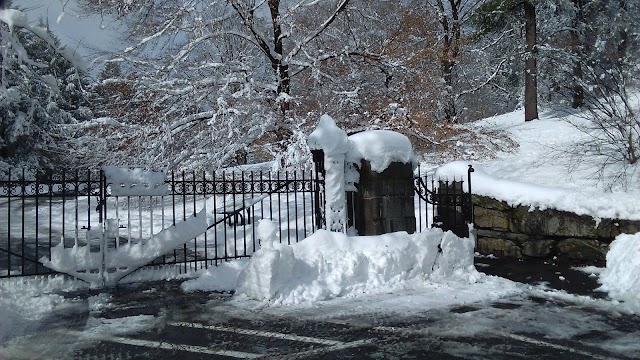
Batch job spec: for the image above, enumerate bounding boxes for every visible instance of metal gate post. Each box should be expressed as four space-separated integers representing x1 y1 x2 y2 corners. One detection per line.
311 149 325 230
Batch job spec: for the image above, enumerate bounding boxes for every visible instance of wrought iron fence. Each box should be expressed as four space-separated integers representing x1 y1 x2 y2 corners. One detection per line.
1 164 471 281
0 168 323 279
414 164 474 237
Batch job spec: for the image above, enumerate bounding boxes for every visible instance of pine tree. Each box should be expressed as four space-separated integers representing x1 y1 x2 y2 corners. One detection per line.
0 14 90 176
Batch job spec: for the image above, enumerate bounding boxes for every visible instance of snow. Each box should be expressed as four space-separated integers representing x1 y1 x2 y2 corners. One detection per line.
104 166 170 196
40 208 210 286
83 314 162 337
437 161 640 220
436 110 640 221
0 276 87 344
308 115 349 232
347 130 417 173
307 114 349 155
308 116 418 232
0 9 28 29
309 115 416 174
3 108 640 350
598 232 640 313
183 225 480 306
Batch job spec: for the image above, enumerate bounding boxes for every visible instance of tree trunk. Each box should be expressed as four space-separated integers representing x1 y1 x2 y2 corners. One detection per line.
570 31 584 108
268 0 291 113
570 0 584 108
441 60 457 122
616 0 628 67
436 0 461 123
524 1 538 121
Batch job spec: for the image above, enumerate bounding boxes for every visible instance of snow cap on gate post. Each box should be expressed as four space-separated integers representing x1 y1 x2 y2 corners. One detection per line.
308 114 349 233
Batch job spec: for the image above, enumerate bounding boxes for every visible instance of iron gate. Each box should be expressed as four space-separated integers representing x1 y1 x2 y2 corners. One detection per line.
414 165 474 237
0 168 324 280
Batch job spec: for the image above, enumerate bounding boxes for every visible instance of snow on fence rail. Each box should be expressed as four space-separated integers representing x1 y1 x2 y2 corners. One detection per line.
0 168 324 280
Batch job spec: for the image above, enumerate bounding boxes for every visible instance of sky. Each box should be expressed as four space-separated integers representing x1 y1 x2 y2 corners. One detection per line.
18 0 123 69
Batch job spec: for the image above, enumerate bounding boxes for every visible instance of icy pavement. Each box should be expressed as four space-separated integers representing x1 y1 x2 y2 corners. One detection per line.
2 259 639 359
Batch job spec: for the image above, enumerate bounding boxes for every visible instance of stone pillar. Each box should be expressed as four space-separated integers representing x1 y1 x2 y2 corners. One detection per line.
350 161 416 235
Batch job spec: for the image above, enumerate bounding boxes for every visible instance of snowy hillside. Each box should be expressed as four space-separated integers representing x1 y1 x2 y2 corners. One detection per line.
437 109 640 220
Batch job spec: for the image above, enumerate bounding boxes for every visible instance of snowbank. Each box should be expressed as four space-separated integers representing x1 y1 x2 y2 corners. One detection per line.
437 161 640 221
41 209 209 286
183 226 478 306
598 233 640 313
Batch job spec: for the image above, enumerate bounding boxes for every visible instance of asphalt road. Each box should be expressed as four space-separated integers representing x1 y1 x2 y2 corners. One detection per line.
4 258 640 359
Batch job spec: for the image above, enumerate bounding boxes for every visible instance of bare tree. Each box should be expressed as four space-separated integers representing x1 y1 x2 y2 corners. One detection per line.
423 0 484 123
75 0 377 171
567 62 640 188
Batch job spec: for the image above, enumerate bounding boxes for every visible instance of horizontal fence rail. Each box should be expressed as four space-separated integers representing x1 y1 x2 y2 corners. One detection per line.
0 169 323 280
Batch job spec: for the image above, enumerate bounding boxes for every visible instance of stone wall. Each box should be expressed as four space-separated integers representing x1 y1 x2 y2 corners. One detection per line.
473 195 640 264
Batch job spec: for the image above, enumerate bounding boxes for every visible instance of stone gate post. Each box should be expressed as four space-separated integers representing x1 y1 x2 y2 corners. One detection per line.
346 130 417 235
308 115 417 236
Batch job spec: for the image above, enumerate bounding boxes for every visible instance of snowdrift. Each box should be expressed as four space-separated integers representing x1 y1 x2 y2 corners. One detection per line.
599 232 640 312
182 225 477 306
40 209 209 286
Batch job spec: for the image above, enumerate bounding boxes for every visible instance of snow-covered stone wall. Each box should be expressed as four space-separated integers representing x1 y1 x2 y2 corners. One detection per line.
473 194 640 263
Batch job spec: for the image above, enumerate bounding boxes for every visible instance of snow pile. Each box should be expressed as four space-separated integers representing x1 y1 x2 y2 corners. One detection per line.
183 222 478 306
41 209 209 286
0 285 28 345
307 115 350 231
437 161 640 221
598 233 640 312
347 130 417 172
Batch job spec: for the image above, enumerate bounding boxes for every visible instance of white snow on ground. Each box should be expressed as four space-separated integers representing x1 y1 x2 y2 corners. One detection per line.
0 276 87 344
436 110 640 220
433 109 640 313
461 110 639 190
